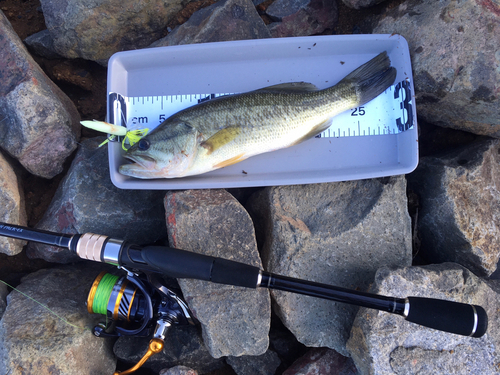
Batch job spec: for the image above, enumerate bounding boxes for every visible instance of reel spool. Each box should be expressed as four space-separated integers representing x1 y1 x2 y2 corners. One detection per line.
87 272 148 332
87 270 195 375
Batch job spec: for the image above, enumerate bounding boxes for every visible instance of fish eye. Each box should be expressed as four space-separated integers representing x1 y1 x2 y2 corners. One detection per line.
138 139 150 151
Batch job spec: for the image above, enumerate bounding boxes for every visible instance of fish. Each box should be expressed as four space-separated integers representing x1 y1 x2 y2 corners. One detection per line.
119 51 397 179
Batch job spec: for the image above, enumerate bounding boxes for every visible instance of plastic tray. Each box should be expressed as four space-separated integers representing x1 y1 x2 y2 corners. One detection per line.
106 34 418 189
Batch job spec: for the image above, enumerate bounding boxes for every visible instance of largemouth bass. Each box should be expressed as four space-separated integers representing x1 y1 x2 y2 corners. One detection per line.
119 51 397 179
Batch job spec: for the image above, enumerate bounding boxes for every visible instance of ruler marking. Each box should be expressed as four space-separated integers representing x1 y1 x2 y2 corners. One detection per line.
119 80 413 139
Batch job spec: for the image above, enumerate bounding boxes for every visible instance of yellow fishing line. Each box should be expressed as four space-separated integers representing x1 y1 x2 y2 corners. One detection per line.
121 129 149 151
0 279 89 332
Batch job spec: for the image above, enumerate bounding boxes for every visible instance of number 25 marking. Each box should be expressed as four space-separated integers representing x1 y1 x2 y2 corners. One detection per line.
351 107 365 116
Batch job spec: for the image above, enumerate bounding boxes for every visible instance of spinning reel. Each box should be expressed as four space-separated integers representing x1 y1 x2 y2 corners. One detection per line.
87 268 195 375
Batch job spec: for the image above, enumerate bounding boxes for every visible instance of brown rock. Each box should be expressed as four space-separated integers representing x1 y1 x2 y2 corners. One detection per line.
283 347 357 375
0 10 80 179
347 263 500 375
372 0 500 137
266 0 338 37
0 264 116 374
165 189 270 358
408 138 500 277
40 0 193 64
247 177 412 355
151 0 271 47
0 151 26 256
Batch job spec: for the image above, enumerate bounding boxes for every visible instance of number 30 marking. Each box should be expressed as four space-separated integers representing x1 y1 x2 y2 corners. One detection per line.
394 81 413 132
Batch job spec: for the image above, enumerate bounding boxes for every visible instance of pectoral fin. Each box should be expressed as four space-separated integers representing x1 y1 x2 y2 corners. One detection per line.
200 126 241 154
290 118 333 146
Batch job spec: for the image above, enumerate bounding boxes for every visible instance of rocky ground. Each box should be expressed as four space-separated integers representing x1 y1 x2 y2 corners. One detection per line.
0 0 499 374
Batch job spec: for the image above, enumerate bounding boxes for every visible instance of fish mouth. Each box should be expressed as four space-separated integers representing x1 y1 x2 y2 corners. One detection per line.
119 154 159 178
122 154 156 169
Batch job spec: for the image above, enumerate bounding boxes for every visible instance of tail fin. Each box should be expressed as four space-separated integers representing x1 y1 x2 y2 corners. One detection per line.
341 51 397 106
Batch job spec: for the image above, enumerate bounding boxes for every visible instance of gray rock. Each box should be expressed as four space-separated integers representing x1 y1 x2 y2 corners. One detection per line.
115 326 224 373
160 366 199 375
282 347 358 375
371 0 500 138
0 283 7 319
165 189 271 358
227 350 281 375
151 0 271 47
247 176 412 355
23 29 62 59
39 0 188 65
27 137 167 263
269 325 306 370
407 138 500 277
266 0 338 37
347 263 500 375
340 0 387 10
0 10 80 179
0 264 116 374
0 151 26 256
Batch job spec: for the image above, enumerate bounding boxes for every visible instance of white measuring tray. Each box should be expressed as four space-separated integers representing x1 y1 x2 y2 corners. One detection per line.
106 34 418 190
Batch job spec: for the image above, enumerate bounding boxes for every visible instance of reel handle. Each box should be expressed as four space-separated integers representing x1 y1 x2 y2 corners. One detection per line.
405 297 487 338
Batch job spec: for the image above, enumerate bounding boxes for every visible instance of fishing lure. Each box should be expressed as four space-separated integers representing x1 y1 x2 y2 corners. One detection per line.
80 120 149 151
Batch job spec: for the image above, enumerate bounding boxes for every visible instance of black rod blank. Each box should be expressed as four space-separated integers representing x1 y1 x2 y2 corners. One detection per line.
0 222 74 249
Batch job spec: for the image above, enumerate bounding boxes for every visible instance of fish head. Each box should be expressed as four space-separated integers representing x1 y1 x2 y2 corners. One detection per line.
119 120 199 179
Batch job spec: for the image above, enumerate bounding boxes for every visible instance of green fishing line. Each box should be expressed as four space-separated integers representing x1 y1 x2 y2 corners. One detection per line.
92 273 119 315
0 279 88 332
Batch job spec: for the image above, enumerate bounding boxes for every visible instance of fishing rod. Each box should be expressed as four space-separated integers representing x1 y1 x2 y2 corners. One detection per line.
0 222 488 374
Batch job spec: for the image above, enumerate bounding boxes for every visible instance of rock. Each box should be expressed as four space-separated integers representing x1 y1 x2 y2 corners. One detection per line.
407 138 500 277
115 326 224 374
0 10 80 179
27 137 167 263
347 263 500 375
39 0 190 65
247 176 412 355
0 151 26 256
269 321 307 370
371 0 500 138
51 61 93 91
0 264 116 374
0 283 8 319
266 0 338 37
282 347 358 375
151 0 271 47
165 189 271 358
227 350 281 375
160 366 199 375
340 0 387 9
23 29 62 59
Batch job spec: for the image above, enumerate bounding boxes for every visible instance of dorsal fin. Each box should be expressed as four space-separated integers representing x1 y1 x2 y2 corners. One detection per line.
253 82 319 93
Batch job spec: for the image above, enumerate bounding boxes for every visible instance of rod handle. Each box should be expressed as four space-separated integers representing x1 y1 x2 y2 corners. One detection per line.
131 246 261 289
405 297 487 337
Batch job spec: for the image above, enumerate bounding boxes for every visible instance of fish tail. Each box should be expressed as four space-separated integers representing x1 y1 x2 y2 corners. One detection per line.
341 51 397 106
